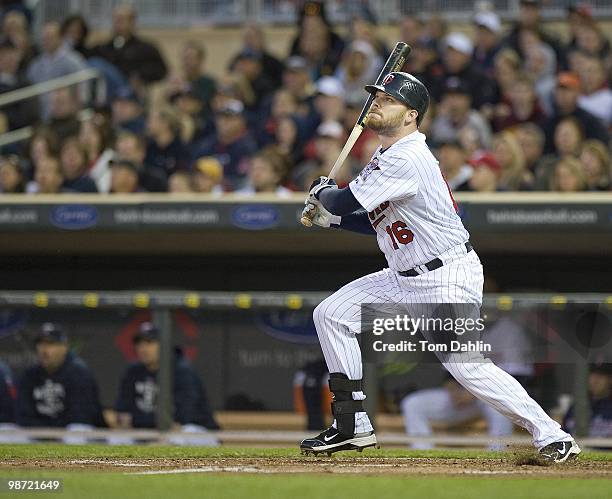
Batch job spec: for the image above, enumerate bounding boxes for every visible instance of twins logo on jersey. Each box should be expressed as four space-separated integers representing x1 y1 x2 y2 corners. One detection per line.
359 157 381 183
33 379 65 417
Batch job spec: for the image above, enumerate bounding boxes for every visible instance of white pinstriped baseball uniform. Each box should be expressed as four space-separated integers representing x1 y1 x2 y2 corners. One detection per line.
314 129 572 449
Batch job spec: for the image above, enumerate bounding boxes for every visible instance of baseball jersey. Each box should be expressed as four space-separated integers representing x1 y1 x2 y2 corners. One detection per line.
349 130 469 271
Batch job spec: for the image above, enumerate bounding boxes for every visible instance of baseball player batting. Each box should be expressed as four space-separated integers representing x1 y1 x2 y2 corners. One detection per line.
299 71 580 463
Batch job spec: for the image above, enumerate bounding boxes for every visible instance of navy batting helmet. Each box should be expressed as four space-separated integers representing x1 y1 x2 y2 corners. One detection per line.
365 72 430 126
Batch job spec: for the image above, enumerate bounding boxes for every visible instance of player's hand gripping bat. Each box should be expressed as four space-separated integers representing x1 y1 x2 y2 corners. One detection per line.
300 41 412 227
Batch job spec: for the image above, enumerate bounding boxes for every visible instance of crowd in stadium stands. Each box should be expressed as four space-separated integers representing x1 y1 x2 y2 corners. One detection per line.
0 0 610 195
0 322 220 444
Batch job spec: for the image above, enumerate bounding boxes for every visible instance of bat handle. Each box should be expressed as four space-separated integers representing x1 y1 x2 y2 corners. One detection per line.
300 214 314 227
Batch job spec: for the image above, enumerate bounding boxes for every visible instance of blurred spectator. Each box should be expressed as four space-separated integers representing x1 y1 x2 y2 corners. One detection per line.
491 49 521 108
0 154 25 193
563 364 612 437
549 156 587 192
435 32 496 108
168 171 194 194
236 147 291 196
430 77 492 149
60 14 91 59
59 136 98 193
192 156 223 194
566 3 595 53
274 115 306 166
423 13 448 46
191 99 258 190
28 156 64 194
346 5 387 61
47 87 81 142
293 121 345 190
543 72 609 153
169 84 211 144
398 14 423 49
436 140 472 191
579 140 610 191
114 322 219 431
516 123 546 175
503 0 566 69
79 114 115 193
25 128 58 172
229 23 284 90
577 55 612 127
408 36 444 92
257 88 299 147
466 152 501 192
289 0 345 79
145 106 189 176
552 116 584 158
2 9 36 72
115 131 168 192
335 40 380 107
0 360 16 423
0 36 39 132
472 11 503 76
91 5 167 97
110 159 141 193
16 323 105 431
168 40 216 119
492 75 545 132
492 131 533 191
293 359 330 431
228 48 277 113
314 76 346 125
573 18 610 61
27 21 87 120
282 56 317 124
111 86 145 135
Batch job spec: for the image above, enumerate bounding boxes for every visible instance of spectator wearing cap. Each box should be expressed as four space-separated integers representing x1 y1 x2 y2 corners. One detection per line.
229 23 284 90
111 86 146 135
542 72 609 154
114 322 220 432
436 140 472 192
110 159 142 193
16 323 105 430
91 5 167 95
0 37 39 132
433 32 496 109
26 21 88 120
577 55 612 127
0 155 26 193
294 120 346 191
466 152 502 192
579 140 611 191
492 74 545 132
281 56 318 127
503 0 567 70
115 131 168 192
59 136 98 193
335 40 380 108
289 1 345 80
228 47 278 114
168 84 214 145
563 364 612 438
430 77 492 149
314 76 346 129
145 106 189 177
472 11 503 76
190 99 258 191
407 36 444 93
192 156 224 194
236 147 292 197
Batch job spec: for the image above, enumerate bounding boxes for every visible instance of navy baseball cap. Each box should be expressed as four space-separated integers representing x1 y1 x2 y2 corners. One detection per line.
133 322 159 343
35 323 68 344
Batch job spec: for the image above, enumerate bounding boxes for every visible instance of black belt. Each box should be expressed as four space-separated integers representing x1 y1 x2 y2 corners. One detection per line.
398 242 473 277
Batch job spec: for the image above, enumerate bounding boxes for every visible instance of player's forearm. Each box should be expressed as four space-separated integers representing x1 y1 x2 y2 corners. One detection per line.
332 211 376 235
318 187 363 216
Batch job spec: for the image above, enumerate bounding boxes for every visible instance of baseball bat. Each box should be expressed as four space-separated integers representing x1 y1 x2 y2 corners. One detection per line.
301 42 412 227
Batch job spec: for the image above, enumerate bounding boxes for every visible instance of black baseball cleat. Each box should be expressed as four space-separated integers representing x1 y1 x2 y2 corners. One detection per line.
300 426 378 456
539 440 581 463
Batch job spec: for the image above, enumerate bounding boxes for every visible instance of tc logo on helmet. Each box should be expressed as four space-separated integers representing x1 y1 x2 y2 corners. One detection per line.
382 73 395 85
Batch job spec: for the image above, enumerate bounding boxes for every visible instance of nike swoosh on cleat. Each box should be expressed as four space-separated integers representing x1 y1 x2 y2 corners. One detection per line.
323 433 339 442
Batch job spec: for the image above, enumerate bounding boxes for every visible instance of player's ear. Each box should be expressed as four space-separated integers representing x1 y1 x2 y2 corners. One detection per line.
405 109 418 125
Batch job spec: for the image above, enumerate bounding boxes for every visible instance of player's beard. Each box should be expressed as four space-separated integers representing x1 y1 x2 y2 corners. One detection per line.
366 108 408 136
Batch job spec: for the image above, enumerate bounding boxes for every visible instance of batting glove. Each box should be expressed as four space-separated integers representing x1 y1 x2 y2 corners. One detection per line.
307 176 337 200
302 199 341 228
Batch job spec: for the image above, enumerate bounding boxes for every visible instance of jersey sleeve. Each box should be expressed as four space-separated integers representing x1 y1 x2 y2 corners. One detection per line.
349 152 419 212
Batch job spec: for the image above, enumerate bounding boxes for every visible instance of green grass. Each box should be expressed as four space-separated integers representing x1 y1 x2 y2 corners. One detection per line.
1 444 611 461
0 472 609 499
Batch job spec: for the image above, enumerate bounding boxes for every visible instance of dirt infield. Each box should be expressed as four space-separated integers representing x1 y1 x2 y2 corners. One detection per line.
2 455 610 477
